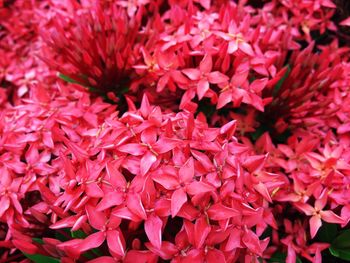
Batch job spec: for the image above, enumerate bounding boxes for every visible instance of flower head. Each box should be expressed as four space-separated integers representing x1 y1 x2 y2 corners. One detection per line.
41 1 147 93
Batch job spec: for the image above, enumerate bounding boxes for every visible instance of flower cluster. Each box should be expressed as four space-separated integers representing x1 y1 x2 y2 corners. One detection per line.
41 0 339 111
40 1 146 94
1 0 350 262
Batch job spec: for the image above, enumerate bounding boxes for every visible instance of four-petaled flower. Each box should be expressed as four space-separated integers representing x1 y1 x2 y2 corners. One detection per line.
295 190 345 238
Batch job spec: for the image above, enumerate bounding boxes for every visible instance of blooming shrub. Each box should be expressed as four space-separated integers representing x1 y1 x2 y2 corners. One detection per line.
1 0 350 262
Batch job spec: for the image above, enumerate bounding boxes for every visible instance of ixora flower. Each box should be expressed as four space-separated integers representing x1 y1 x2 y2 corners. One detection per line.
255 0 337 43
2 0 350 262
182 54 229 100
129 0 340 114
294 191 345 239
280 219 330 263
263 41 350 135
21 95 276 261
40 1 147 94
0 55 118 257
0 0 56 105
229 39 350 140
254 130 350 259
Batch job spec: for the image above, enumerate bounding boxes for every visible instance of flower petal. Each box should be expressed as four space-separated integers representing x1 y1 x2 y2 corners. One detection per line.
207 71 229 84
85 182 104 198
228 40 238 54
50 215 79 229
141 128 157 145
106 162 127 189
320 210 345 225
0 196 10 217
86 204 106 230
254 182 272 203
207 203 240 221
145 241 178 260
186 181 215 196
118 143 146 155
239 42 254 56
124 250 158 263
340 17 350 26
225 228 242 251
152 138 179 154
182 69 201 80
107 230 125 257
217 91 232 109
179 157 195 183
140 151 157 176
97 191 124 211
127 193 147 220
242 229 262 256
152 173 179 190
197 79 209 100
78 231 105 252
171 188 187 218
199 54 212 73
112 207 142 221
206 249 226 263
194 216 211 248
310 215 322 238
12 239 38 255
145 214 163 249
294 202 315 216
87 257 116 263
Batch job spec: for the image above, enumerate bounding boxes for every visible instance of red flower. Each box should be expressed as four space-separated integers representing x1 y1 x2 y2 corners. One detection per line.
58 205 125 259
0 168 24 222
1 0 350 262
340 17 350 26
215 21 255 56
182 54 229 100
295 191 345 238
41 1 144 93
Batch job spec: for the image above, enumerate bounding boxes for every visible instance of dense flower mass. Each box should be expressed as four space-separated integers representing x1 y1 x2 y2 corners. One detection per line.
1 0 350 262
40 1 145 94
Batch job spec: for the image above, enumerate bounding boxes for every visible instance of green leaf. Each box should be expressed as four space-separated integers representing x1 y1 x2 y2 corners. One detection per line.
59 73 97 91
332 229 350 249
32 238 44 245
59 73 109 97
71 229 87 239
23 253 60 263
329 247 350 261
58 73 79 84
273 65 291 97
329 229 350 261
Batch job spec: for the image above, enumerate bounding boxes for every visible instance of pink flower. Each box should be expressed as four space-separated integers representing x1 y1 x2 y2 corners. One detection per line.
0 168 23 221
182 54 229 100
58 205 125 259
340 17 350 26
1 0 350 262
215 21 255 56
41 1 144 93
294 190 345 238
281 219 330 263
